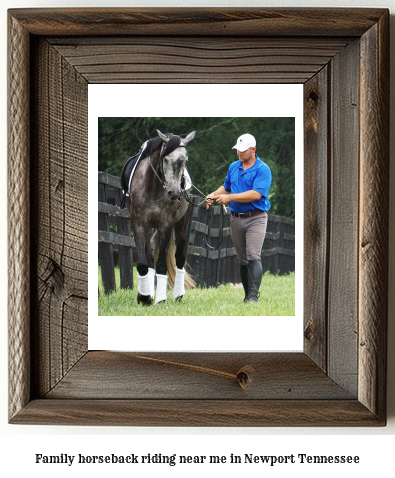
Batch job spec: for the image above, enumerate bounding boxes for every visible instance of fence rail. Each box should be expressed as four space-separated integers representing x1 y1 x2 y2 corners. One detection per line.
98 172 134 293
98 172 295 293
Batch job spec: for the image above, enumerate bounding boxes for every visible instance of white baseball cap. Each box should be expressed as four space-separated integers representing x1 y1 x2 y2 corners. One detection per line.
232 133 256 152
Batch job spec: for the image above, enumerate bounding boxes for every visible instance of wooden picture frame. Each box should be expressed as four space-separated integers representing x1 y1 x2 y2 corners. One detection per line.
8 8 389 426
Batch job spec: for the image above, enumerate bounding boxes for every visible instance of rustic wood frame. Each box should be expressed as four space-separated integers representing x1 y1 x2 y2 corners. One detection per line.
8 8 389 426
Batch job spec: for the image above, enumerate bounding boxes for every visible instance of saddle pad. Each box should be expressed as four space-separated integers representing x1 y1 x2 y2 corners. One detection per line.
120 141 148 208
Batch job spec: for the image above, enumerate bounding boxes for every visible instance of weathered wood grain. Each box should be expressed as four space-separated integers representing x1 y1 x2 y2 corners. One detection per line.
8 7 387 37
8 8 389 426
327 39 360 396
8 12 31 421
11 399 383 427
303 67 329 371
31 39 88 397
358 13 389 419
46 352 353 400
49 36 351 84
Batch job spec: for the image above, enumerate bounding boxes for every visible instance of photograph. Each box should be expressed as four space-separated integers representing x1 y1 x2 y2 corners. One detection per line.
97 116 296 317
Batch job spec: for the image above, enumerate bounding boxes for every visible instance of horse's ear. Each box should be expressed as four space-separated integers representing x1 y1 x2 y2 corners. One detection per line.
157 129 169 143
182 131 196 146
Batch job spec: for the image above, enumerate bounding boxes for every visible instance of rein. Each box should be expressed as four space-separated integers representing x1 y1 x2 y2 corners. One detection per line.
148 153 167 189
204 202 225 251
180 184 225 251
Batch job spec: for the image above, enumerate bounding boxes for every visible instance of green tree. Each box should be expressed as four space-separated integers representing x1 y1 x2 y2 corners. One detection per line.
98 117 295 217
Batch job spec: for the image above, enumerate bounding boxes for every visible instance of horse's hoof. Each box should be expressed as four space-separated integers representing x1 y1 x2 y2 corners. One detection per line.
154 300 166 305
174 295 183 302
137 293 153 306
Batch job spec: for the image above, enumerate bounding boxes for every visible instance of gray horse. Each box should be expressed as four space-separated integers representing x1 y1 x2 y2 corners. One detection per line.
123 130 196 305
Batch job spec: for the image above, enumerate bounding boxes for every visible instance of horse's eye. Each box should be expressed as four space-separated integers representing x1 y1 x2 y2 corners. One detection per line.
164 157 169 164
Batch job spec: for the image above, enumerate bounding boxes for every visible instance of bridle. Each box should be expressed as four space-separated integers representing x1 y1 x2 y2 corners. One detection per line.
148 140 186 191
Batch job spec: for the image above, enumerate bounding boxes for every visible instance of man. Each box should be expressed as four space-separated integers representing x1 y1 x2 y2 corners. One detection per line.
206 133 272 302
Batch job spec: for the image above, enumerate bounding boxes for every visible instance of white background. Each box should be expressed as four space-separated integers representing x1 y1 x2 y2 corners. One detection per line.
88 83 304 352
1 1 395 477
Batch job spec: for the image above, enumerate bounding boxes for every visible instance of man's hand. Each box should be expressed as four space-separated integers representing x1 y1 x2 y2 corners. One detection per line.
205 196 214 210
211 194 231 205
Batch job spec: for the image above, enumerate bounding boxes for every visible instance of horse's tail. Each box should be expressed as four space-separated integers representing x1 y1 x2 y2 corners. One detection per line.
153 233 196 290
166 237 196 290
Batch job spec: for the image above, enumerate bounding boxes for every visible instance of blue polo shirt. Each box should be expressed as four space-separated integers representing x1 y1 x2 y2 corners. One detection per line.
223 155 272 213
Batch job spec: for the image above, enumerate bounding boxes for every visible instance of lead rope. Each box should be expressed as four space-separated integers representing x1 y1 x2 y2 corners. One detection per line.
205 202 224 250
181 180 225 251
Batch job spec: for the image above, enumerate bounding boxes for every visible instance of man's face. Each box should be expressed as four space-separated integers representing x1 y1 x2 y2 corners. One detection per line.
237 147 255 162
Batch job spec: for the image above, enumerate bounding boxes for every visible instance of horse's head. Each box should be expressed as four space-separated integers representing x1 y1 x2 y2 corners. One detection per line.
157 129 195 201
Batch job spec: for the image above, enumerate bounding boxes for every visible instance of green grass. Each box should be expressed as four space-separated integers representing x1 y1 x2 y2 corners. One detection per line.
98 266 295 316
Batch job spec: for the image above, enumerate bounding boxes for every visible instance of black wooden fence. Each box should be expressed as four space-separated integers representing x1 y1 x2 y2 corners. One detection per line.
98 172 295 294
98 172 135 294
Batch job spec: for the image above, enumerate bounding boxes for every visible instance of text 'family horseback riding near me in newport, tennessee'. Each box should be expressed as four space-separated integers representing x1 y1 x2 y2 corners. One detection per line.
34 452 360 467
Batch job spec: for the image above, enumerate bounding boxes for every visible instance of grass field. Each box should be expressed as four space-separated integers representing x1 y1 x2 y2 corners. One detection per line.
98 267 295 316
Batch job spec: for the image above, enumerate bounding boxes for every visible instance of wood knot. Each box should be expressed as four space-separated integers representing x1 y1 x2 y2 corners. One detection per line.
308 91 319 103
236 365 255 390
55 178 64 192
304 322 314 341
43 258 65 290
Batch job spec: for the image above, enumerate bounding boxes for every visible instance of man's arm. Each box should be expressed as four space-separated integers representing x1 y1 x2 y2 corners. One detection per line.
213 190 262 205
208 185 228 197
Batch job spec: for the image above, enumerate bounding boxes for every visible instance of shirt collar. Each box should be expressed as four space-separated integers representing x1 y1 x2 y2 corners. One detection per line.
238 153 259 172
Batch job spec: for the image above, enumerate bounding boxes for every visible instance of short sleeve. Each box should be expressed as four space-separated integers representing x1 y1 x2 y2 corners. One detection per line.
223 166 232 192
252 165 272 198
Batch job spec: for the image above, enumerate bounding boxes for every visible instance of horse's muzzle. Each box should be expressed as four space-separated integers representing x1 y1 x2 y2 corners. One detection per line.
167 189 180 201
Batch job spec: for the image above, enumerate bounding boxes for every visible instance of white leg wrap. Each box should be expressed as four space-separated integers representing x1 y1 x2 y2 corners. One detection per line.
173 267 186 299
148 268 155 299
154 274 168 304
137 271 151 297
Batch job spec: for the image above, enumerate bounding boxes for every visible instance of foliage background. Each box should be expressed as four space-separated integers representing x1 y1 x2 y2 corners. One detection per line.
98 117 295 218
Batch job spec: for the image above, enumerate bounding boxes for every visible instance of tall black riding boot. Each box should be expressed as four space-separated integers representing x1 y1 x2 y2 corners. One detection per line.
245 259 263 302
240 264 249 303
